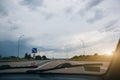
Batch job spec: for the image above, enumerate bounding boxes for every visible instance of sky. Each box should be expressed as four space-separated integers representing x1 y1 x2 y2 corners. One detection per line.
0 0 120 58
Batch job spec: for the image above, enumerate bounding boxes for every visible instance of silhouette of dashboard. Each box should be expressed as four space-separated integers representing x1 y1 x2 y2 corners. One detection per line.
0 73 102 80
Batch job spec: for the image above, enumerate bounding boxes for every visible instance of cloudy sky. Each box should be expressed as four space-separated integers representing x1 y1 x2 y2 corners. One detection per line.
0 0 120 58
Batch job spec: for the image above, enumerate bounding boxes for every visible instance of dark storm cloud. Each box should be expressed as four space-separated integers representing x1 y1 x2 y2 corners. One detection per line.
0 40 32 57
21 0 44 9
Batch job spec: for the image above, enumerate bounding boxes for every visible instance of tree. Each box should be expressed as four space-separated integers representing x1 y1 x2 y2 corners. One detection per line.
10 56 17 58
0 55 2 58
42 55 47 60
24 53 28 59
27 54 31 59
35 55 42 60
94 53 98 56
72 56 78 59
24 53 31 59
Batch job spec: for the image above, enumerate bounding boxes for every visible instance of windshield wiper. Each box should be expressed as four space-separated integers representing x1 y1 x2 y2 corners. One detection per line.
0 65 38 70
27 63 102 73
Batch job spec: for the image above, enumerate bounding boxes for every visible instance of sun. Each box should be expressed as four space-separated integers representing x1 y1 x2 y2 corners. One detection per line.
106 51 113 56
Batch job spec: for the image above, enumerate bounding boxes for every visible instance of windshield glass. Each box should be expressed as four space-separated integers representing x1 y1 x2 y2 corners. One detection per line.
0 0 119 75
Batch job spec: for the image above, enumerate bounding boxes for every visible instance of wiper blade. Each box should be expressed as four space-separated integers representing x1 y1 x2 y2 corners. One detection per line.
27 63 102 73
0 65 38 70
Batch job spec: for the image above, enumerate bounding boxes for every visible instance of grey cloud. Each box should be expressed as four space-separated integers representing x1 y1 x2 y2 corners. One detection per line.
21 0 43 10
0 0 9 17
78 9 86 17
7 19 19 30
38 46 77 53
87 10 104 23
100 20 119 32
105 20 117 31
44 13 54 20
78 0 104 17
65 7 73 14
10 26 19 30
0 19 19 39
40 11 56 20
104 20 118 32
38 47 62 52
86 0 104 10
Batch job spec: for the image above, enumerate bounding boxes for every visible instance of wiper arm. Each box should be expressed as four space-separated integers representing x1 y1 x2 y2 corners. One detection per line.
27 63 102 73
0 65 38 70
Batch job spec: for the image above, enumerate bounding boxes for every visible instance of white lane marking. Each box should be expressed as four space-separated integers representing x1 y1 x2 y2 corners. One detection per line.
34 61 52 70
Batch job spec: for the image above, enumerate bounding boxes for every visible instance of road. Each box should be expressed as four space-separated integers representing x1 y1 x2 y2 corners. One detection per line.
0 60 110 74
35 60 110 75
0 60 50 73
0 60 48 67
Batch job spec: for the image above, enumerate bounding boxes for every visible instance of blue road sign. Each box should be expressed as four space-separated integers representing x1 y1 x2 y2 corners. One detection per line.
32 48 37 53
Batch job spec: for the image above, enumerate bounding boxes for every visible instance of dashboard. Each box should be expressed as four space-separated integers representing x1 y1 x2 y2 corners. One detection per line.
0 73 102 80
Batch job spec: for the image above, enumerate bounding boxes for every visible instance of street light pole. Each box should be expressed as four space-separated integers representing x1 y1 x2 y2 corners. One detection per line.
79 39 86 55
66 47 69 60
17 35 24 58
81 40 86 55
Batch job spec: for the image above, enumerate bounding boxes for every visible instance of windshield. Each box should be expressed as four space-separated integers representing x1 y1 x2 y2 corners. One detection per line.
0 0 119 75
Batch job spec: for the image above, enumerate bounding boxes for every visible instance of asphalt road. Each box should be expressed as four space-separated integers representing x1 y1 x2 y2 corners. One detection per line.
0 60 48 67
0 60 110 74
35 60 110 75
0 60 50 73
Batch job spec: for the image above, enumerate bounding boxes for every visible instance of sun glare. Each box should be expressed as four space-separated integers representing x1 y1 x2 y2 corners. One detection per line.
106 51 113 56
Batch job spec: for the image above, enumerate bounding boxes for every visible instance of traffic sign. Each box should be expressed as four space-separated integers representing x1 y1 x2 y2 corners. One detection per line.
32 48 37 53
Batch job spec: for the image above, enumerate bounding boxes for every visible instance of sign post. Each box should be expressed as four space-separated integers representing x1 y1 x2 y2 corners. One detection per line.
32 48 37 58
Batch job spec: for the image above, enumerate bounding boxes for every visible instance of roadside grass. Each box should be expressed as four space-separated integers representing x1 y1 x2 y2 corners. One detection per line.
70 56 112 62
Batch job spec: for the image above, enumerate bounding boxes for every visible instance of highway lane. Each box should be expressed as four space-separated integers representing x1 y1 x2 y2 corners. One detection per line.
0 60 50 67
0 60 50 73
35 60 110 75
